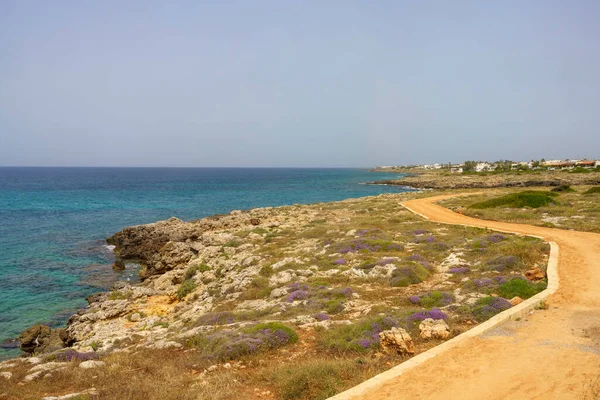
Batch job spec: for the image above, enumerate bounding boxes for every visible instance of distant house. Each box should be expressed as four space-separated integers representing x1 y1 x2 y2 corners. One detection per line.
450 164 463 173
475 162 494 172
576 160 596 168
543 160 575 169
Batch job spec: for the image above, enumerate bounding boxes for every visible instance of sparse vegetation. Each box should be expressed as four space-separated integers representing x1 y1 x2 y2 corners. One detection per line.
584 186 600 195
176 278 197 300
470 191 558 209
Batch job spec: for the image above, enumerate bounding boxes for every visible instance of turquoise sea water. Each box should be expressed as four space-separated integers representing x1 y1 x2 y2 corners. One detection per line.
0 167 411 359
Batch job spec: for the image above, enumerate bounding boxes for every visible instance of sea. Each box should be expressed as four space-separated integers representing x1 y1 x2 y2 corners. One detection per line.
0 167 411 360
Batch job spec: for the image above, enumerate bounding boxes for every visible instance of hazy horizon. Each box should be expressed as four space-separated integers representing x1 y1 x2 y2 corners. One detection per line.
2 1 600 167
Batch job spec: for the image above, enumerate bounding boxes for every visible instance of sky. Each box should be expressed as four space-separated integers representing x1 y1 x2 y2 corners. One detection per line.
1 1 599 167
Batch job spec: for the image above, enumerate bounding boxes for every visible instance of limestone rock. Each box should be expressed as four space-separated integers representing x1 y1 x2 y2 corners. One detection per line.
378 327 415 354
525 267 545 281
419 318 450 340
0 371 12 379
510 296 524 306
42 388 99 400
79 360 105 369
18 325 66 354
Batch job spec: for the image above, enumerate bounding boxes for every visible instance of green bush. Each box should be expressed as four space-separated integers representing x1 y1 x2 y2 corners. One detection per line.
259 265 274 277
471 296 512 322
498 278 547 299
243 322 299 344
551 185 575 193
418 291 455 308
470 191 558 209
390 262 430 287
584 186 600 195
318 316 397 352
184 263 211 280
176 279 197 300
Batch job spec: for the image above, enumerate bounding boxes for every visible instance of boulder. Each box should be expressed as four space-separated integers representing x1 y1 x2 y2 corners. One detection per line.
112 260 126 271
18 325 67 354
419 318 450 340
510 296 524 306
525 267 545 281
378 327 415 354
79 360 105 369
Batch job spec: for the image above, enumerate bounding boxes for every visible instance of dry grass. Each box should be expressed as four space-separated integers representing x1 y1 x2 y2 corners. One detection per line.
440 186 600 233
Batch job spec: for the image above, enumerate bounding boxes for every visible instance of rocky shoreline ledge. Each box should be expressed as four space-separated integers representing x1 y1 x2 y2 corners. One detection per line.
370 170 600 189
1 193 551 399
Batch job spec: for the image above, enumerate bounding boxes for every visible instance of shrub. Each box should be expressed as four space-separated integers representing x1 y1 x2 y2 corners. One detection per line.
240 276 271 300
313 313 331 321
551 184 575 193
390 262 430 287
336 239 403 254
497 277 547 299
243 322 299 344
470 191 558 209
416 291 455 308
176 279 197 300
188 323 298 360
259 265 274 277
471 297 512 322
448 267 470 274
54 349 99 362
319 316 398 352
333 258 347 265
408 308 447 322
287 290 309 302
584 186 600 195
185 263 210 280
195 312 235 326
486 255 520 271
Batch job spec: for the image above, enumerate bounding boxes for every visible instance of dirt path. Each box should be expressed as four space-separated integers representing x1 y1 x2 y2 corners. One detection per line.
351 195 600 400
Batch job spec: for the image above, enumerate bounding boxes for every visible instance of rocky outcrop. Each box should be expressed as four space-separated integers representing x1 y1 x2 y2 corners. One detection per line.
419 318 450 340
107 212 270 280
379 327 415 354
525 267 545 281
370 171 600 190
18 324 68 354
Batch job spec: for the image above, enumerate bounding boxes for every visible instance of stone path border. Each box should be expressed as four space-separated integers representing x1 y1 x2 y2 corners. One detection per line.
328 200 559 400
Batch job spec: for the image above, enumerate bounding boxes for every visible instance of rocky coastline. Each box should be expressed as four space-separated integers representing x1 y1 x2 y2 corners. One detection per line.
370 170 600 189
1 193 551 399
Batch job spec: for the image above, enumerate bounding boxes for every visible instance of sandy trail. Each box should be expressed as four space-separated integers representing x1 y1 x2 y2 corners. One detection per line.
352 195 600 400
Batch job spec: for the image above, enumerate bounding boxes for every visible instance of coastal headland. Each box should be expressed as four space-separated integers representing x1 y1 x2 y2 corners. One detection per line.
2 179 600 399
370 169 600 190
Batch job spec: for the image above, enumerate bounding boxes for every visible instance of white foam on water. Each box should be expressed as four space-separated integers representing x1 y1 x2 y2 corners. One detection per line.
103 245 116 252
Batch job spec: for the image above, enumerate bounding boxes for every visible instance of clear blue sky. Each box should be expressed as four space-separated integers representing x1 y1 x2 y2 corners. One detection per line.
1 1 599 167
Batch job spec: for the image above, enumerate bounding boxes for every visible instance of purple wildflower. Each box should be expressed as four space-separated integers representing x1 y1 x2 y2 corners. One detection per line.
55 350 99 362
333 258 347 265
313 313 331 321
484 234 506 243
412 229 427 235
286 290 308 302
448 267 470 274
357 338 372 349
408 295 420 304
409 308 448 321
378 258 395 266
486 256 519 271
